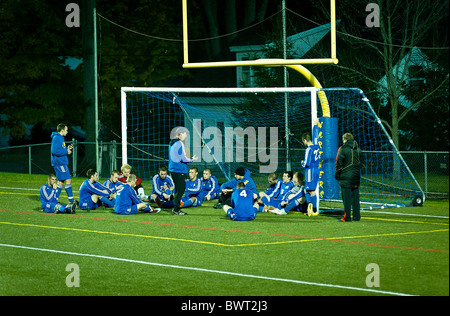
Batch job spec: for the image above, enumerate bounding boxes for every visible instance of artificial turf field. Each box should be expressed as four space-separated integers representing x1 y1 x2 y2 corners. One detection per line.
0 172 448 297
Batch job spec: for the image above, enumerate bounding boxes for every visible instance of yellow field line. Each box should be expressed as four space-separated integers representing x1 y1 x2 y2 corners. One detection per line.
0 221 229 247
1 221 448 250
364 217 449 226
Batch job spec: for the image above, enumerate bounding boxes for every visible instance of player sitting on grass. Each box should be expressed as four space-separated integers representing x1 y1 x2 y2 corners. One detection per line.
79 169 115 211
151 166 175 208
267 172 309 215
200 168 220 201
223 182 260 221
40 173 77 214
214 167 257 209
118 163 148 201
115 174 159 215
258 172 282 202
103 170 122 199
181 167 204 208
258 171 294 211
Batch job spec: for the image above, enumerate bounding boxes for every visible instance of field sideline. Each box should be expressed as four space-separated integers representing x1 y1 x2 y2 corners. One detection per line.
0 172 448 297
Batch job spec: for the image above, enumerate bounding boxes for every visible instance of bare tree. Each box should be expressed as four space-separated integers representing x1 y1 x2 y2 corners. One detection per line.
317 0 449 149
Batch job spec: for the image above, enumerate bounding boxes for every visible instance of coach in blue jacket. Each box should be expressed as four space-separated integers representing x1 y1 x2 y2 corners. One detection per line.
168 127 198 215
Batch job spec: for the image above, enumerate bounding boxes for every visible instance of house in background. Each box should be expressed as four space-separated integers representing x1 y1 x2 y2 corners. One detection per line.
377 46 448 108
229 22 336 87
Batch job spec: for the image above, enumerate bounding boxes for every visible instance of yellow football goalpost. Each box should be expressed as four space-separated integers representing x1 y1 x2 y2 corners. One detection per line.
181 0 338 117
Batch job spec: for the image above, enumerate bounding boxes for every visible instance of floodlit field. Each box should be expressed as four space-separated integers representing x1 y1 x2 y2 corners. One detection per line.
0 172 448 297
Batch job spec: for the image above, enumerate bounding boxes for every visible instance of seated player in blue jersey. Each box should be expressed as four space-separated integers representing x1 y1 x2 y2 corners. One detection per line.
79 169 115 211
200 168 220 201
258 171 295 210
213 167 257 209
151 166 175 208
301 120 320 216
181 167 204 208
223 182 259 221
258 172 282 201
115 174 158 215
103 170 122 199
40 173 77 214
267 172 308 215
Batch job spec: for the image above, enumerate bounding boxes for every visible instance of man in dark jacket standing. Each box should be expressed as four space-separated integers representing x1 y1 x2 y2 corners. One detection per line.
335 133 364 222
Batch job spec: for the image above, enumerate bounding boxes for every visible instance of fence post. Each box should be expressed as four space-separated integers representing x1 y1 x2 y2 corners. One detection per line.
72 138 78 178
28 146 32 175
424 151 428 198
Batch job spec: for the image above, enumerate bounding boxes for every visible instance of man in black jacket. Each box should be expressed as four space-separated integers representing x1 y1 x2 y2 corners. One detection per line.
335 133 364 222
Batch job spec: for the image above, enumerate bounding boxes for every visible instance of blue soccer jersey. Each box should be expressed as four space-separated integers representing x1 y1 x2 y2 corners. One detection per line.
79 179 111 210
227 188 258 221
115 183 142 215
152 174 174 199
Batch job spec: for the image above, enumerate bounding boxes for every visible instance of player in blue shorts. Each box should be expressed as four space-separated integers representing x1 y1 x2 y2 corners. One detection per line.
267 172 308 215
151 166 175 208
181 167 204 208
103 170 122 198
258 171 294 211
222 182 259 221
200 169 220 201
301 120 320 216
40 173 77 214
79 169 115 210
115 174 158 215
50 123 75 203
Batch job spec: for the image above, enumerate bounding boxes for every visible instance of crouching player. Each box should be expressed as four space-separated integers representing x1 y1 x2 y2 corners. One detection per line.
223 182 259 221
40 173 77 214
115 174 160 215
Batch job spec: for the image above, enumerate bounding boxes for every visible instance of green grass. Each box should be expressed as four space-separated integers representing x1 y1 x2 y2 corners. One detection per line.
0 172 448 296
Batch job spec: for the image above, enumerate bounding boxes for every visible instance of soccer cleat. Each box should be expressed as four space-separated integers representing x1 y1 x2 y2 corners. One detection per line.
268 207 287 215
54 203 63 214
213 203 223 209
173 210 187 215
307 203 314 216
69 200 78 214
179 200 184 208
152 208 162 213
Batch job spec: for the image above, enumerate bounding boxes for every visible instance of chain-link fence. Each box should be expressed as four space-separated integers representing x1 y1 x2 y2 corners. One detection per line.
0 142 448 198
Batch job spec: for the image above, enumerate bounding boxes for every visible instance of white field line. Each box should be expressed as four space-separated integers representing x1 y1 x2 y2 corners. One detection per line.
0 243 416 296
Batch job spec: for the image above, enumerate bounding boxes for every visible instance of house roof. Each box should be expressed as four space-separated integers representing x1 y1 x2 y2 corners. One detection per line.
229 22 336 59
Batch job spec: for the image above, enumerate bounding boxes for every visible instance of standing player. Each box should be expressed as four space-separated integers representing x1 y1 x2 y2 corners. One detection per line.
301 120 320 216
223 182 259 221
50 123 74 203
115 174 157 215
40 173 77 214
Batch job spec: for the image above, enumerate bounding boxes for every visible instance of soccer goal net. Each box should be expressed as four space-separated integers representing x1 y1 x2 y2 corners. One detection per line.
121 87 424 211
